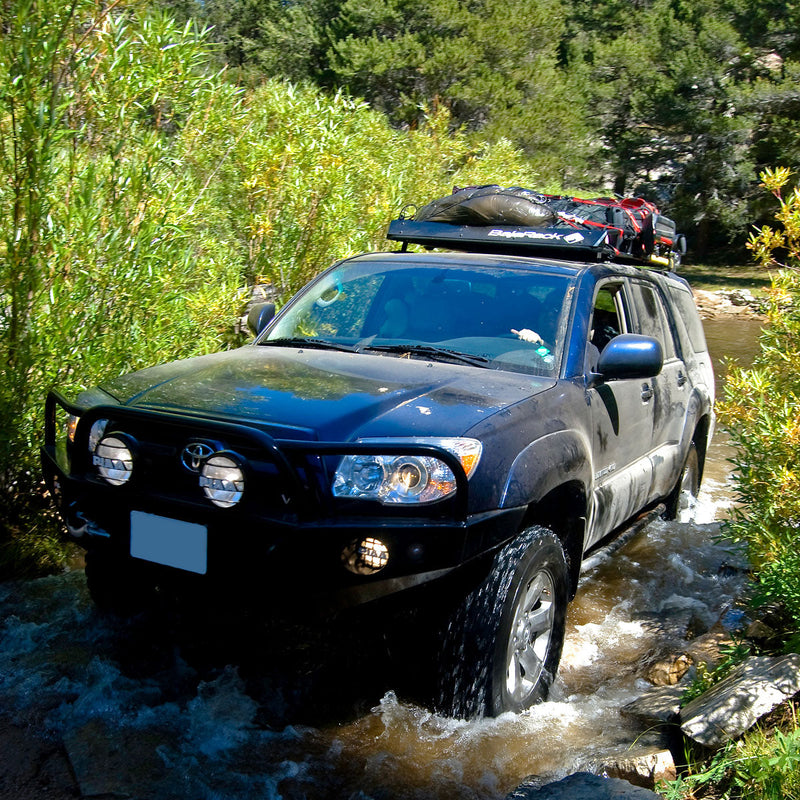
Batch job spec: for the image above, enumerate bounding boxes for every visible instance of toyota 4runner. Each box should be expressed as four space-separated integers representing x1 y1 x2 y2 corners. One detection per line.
42 208 714 718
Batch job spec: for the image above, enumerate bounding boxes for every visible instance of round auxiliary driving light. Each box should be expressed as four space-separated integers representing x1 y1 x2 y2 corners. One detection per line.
199 454 245 508
88 418 109 453
342 537 389 576
93 435 134 486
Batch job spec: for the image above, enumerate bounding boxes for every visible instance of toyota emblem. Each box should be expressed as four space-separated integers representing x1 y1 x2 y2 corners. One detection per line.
181 442 215 472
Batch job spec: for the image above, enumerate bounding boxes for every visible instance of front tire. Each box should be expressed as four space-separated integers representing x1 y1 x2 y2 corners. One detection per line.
437 526 569 718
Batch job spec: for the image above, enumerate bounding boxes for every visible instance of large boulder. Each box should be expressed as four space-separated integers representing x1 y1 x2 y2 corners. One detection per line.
680 654 800 747
506 772 662 799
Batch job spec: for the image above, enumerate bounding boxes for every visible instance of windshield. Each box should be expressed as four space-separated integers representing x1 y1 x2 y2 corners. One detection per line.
260 259 574 377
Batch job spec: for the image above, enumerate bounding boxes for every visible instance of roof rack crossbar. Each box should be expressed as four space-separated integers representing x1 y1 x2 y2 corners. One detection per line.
387 219 616 262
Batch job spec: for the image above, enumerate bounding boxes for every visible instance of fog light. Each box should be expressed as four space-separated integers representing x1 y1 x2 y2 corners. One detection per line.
93 435 133 486
199 453 244 508
342 537 389 575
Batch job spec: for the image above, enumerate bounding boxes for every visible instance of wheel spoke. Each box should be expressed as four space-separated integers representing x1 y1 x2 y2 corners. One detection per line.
508 654 525 701
520 574 547 610
525 603 553 635
517 643 544 682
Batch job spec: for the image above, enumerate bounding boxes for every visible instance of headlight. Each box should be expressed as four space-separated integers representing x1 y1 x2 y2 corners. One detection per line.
199 453 245 508
93 434 134 486
332 437 481 505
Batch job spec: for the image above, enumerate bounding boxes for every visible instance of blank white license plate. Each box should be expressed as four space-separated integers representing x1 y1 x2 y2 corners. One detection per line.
130 511 207 575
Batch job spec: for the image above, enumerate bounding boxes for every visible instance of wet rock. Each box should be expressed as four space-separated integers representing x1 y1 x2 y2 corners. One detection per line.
745 619 778 645
0 711 78 800
506 772 663 799
598 743 677 789
638 609 695 641
621 683 686 725
680 653 800 747
645 653 693 686
64 718 172 799
684 631 733 669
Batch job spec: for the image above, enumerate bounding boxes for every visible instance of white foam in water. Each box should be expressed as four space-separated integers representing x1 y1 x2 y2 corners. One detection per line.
0 465 753 799
693 480 733 523
185 667 259 757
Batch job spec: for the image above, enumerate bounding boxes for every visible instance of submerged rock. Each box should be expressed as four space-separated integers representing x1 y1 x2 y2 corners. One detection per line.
506 772 663 799
64 718 172 798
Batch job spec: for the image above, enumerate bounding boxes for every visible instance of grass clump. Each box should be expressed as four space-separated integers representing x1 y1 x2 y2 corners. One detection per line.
662 705 800 800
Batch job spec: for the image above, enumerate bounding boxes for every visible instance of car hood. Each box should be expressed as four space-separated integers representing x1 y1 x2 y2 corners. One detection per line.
100 345 556 441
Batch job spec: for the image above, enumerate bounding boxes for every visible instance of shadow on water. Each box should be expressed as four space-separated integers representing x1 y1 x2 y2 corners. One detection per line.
93 600 415 730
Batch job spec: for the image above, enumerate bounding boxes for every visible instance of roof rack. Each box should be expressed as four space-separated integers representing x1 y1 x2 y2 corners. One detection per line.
387 218 629 263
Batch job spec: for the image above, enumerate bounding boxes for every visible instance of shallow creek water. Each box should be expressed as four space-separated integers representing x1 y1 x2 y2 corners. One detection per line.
0 318 764 800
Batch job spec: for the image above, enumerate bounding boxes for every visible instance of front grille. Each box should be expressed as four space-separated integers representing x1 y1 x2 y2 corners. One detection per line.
46 393 469 525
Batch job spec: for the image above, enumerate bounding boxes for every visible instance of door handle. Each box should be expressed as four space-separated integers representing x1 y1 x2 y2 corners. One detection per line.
641 383 654 402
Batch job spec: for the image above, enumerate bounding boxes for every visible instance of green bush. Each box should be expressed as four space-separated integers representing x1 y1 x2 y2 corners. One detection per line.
718 168 800 649
663 719 800 800
663 167 800 799
0 1 246 572
196 81 542 303
0 0 545 575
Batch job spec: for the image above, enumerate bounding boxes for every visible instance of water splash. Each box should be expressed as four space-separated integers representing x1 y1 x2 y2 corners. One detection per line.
0 480 751 799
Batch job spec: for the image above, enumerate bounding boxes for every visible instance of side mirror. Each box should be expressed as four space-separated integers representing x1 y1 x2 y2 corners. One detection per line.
247 302 276 336
592 334 663 383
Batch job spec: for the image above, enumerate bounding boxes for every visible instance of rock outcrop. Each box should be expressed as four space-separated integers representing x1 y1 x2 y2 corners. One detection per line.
680 653 800 747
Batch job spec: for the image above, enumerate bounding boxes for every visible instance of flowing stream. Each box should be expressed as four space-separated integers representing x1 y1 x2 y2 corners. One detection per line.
0 317 764 800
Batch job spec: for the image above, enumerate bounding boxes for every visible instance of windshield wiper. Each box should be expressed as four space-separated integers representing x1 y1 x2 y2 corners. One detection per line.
260 337 359 353
363 343 490 368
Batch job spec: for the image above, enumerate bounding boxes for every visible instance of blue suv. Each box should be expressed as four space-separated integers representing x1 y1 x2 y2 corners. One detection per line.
42 215 714 718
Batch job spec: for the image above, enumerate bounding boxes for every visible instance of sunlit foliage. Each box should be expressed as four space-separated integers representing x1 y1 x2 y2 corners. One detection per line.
0 0 541 573
718 167 800 647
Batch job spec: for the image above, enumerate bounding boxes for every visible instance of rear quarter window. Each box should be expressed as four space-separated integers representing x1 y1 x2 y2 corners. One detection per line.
629 281 676 359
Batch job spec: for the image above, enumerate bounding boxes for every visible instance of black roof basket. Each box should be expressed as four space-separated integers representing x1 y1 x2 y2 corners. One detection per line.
387 217 625 263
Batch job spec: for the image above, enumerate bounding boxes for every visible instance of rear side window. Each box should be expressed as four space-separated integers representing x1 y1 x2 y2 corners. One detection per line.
629 282 676 359
668 285 708 353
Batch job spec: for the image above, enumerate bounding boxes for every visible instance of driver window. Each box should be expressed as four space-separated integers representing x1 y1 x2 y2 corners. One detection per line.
591 286 626 348
278 272 384 339
587 284 627 370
